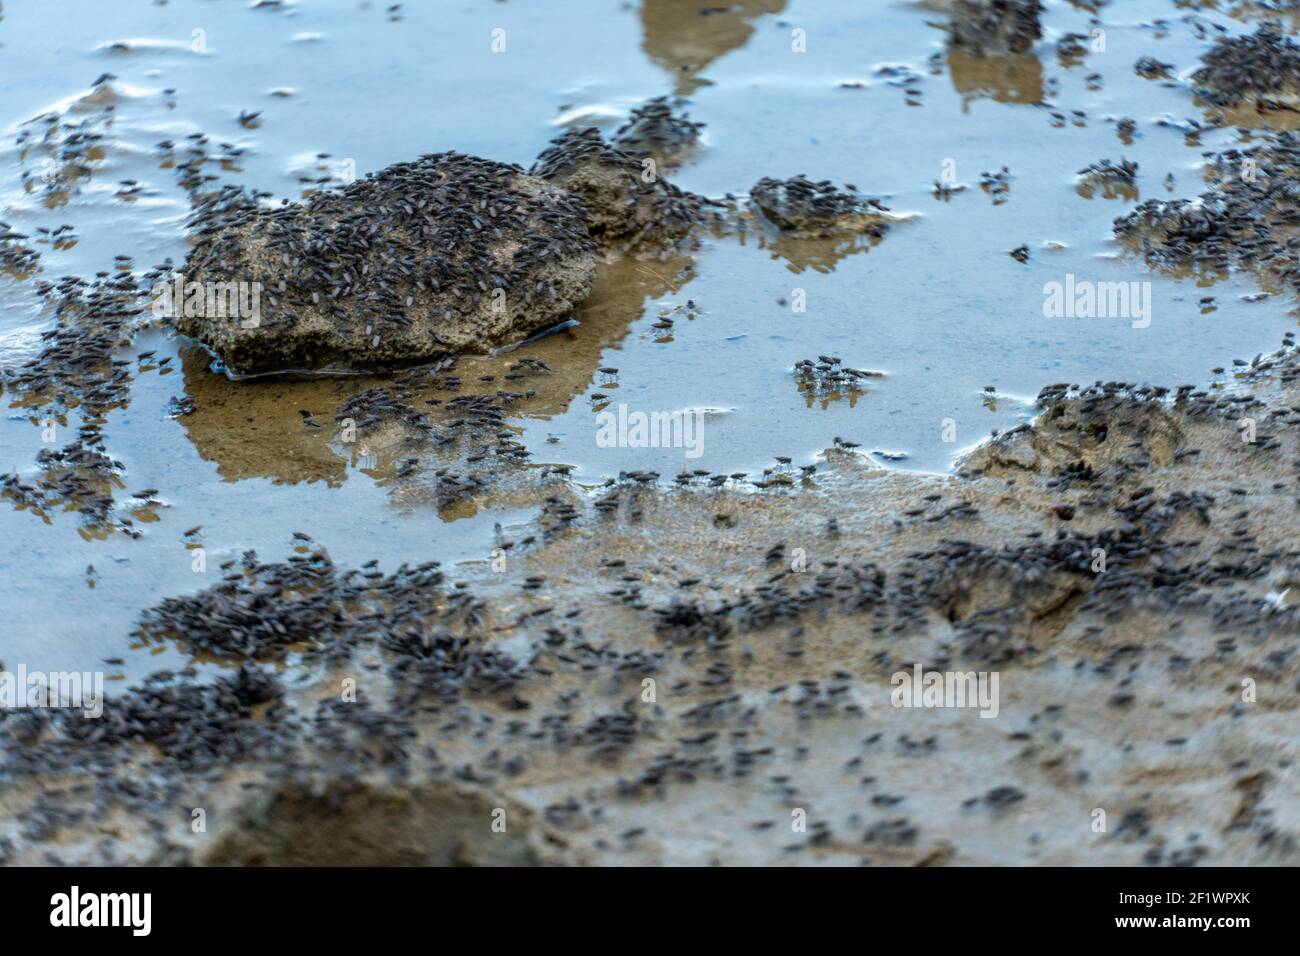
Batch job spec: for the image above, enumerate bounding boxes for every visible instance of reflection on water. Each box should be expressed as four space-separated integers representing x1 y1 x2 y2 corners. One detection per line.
175 256 692 488
1075 181 1140 202
177 345 354 486
756 225 888 275
947 50 1045 106
641 0 787 94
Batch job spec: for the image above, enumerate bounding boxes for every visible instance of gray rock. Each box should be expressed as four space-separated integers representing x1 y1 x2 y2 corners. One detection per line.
530 126 722 255
751 175 891 237
177 152 597 376
611 95 704 168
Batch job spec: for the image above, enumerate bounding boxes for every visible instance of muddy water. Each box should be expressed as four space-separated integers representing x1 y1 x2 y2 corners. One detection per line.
0 0 1296 675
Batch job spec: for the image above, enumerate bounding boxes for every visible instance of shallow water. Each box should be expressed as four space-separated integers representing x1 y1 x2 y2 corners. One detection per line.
0 0 1296 675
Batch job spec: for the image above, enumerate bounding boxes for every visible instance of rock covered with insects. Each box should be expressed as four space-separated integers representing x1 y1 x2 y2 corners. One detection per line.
947 0 1044 56
1191 21 1300 108
177 152 597 376
611 95 704 168
530 127 723 255
1113 130 1300 296
1078 158 1138 186
1134 55 1175 81
1077 158 1138 199
750 175 891 238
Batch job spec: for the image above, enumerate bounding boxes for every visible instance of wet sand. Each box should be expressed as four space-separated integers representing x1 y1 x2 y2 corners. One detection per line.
3 330 1299 864
0 0 1298 866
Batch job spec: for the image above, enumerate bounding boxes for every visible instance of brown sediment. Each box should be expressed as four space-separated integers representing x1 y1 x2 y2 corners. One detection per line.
204 781 570 866
6 334 1299 865
1076 158 1140 202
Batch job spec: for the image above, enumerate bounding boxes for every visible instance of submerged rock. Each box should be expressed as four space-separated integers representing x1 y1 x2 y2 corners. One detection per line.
948 0 1043 56
750 175 891 237
178 152 597 376
1191 21 1300 108
530 127 722 255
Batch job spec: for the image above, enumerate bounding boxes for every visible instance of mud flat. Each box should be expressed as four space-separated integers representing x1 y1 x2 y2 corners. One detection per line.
2 327 1298 864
